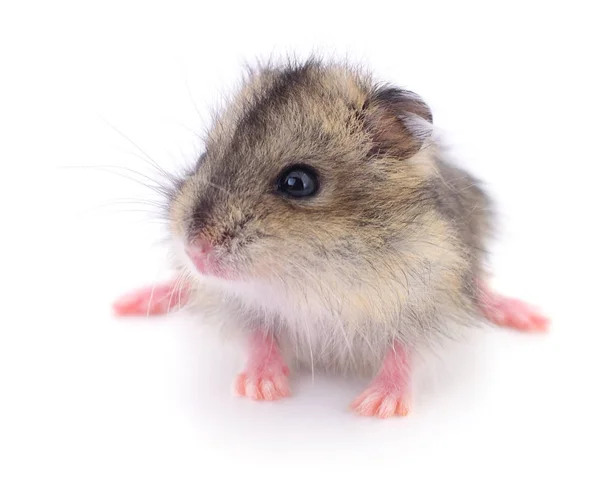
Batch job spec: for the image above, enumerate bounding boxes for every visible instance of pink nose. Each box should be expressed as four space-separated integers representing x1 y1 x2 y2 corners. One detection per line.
186 239 213 274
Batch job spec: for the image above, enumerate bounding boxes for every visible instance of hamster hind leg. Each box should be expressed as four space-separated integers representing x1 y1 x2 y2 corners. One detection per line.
478 283 550 332
234 332 291 401
351 343 411 418
112 280 191 316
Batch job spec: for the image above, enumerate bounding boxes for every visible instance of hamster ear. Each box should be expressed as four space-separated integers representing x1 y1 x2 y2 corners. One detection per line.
362 86 433 159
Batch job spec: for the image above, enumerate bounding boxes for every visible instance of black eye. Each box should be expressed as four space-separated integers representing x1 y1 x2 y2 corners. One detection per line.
277 166 319 198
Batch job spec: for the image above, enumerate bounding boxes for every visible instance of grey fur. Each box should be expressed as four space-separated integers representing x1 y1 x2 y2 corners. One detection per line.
168 59 494 377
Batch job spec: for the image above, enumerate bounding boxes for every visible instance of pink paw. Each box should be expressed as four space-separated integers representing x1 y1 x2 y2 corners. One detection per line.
351 343 411 418
234 365 291 401
482 295 550 332
234 332 291 401
113 282 190 317
351 385 410 418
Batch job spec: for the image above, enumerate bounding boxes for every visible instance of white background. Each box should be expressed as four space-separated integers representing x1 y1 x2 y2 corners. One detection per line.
2 1 599 476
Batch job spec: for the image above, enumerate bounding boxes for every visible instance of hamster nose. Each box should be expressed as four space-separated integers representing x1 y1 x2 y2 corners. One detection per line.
186 239 213 273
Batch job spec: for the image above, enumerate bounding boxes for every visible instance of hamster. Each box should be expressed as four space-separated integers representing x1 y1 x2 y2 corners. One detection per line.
113 58 549 418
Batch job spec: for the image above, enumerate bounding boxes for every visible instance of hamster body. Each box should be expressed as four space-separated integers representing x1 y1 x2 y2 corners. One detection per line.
115 58 548 416
169 60 491 374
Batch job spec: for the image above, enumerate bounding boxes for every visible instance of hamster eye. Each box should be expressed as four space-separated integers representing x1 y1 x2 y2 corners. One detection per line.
276 166 319 198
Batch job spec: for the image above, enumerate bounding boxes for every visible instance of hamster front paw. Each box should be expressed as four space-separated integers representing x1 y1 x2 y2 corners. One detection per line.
112 280 191 316
351 343 411 418
233 332 291 401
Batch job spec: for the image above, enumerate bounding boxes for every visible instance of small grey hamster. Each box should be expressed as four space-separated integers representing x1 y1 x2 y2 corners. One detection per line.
114 58 549 418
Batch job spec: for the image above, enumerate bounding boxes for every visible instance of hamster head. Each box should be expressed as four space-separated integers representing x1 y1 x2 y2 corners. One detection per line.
169 60 436 294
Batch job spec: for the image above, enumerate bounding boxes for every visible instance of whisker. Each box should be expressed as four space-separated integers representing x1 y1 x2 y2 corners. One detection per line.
167 271 185 314
99 116 176 182
147 280 159 318
59 164 173 198
192 175 235 198
184 76 204 124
